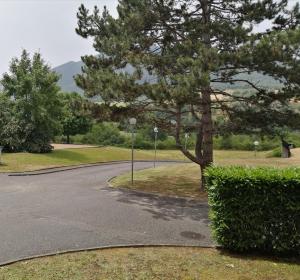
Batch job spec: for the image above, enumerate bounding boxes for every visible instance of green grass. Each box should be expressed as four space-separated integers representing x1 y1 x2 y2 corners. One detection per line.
110 148 300 199
0 146 288 173
0 147 185 172
1 146 299 173
0 247 298 280
110 163 206 199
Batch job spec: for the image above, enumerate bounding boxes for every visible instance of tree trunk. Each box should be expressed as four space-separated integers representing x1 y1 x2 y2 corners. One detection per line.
198 89 214 191
200 165 207 191
199 0 213 190
281 139 291 158
67 134 70 144
202 90 213 165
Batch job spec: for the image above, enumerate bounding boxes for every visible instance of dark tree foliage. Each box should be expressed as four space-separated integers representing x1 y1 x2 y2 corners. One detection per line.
60 92 93 144
76 0 300 189
0 50 63 153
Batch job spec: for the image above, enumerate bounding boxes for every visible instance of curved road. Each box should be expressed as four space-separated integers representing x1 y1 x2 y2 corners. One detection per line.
0 162 212 265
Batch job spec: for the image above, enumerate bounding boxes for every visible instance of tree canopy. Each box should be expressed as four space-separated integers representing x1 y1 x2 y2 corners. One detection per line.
60 92 93 144
76 0 300 188
0 50 63 153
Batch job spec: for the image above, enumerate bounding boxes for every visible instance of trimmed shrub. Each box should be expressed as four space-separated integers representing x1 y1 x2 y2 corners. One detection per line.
205 166 300 256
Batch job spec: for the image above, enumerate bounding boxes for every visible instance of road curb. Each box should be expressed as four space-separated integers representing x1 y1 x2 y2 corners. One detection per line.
7 160 188 176
0 244 218 267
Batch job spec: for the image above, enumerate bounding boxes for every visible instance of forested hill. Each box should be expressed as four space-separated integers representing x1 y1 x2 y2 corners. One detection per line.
53 61 282 94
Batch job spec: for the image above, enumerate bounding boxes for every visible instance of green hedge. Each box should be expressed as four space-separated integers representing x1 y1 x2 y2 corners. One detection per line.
205 166 300 255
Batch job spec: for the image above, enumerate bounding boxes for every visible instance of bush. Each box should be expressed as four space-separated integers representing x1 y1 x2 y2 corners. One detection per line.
213 135 280 151
205 166 300 256
81 123 125 146
266 147 282 158
122 134 178 150
156 137 177 150
125 134 153 149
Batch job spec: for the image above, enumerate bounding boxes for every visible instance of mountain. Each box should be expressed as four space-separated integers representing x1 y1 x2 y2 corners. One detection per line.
53 61 155 94
53 61 282 94
213 72 282 91
53 61 84 94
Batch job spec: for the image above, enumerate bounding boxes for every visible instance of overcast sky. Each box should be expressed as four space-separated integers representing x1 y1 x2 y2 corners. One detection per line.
0 0 118 74
0 0 298 75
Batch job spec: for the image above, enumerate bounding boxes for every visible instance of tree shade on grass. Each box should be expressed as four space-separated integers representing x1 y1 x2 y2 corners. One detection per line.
110 163 206 200
0 247 298 280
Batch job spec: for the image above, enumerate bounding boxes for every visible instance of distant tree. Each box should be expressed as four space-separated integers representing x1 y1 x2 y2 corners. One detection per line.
82 122 125 146
60 92 93 143
1 50 63 153
76 0 300 189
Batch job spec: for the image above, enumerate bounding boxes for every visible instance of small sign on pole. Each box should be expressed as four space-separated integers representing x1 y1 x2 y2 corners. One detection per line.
153 127 158 168
254 141 259 158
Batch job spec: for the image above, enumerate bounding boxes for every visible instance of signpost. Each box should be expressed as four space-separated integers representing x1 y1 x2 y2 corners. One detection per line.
153 126 158 168
129 118 137 186
254 141 259 158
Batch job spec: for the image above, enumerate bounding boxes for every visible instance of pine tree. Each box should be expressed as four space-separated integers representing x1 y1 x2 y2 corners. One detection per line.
76 0 300 189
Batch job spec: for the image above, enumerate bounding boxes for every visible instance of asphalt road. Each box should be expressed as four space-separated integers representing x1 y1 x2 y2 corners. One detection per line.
0 162 212 265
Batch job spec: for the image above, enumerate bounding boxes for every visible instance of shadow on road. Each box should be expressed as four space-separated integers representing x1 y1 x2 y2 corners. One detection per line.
105 187 210 223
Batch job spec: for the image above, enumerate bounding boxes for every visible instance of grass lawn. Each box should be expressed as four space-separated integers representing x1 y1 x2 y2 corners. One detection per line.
110 148 300 199
0 247 298 280
2 146 298 173
110 163 206 199
0 146 186 172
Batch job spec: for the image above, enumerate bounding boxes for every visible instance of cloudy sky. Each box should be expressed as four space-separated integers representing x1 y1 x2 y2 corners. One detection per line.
0 0 298 74
0 0 118 74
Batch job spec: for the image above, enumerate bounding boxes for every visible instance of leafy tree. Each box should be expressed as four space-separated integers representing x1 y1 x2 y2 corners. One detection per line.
0 93 19 152
61 92 93 143
1 50 63 153
76 0 300 189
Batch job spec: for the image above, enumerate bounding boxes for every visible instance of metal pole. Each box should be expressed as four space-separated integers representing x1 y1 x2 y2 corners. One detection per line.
254 141 259 158
184 133 189 151
154 132 157 168
0 147 3 165
131 128 134 186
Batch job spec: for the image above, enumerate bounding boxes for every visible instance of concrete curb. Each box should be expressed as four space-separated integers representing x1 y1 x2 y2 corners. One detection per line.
0 244 217 267
7 160 188 176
